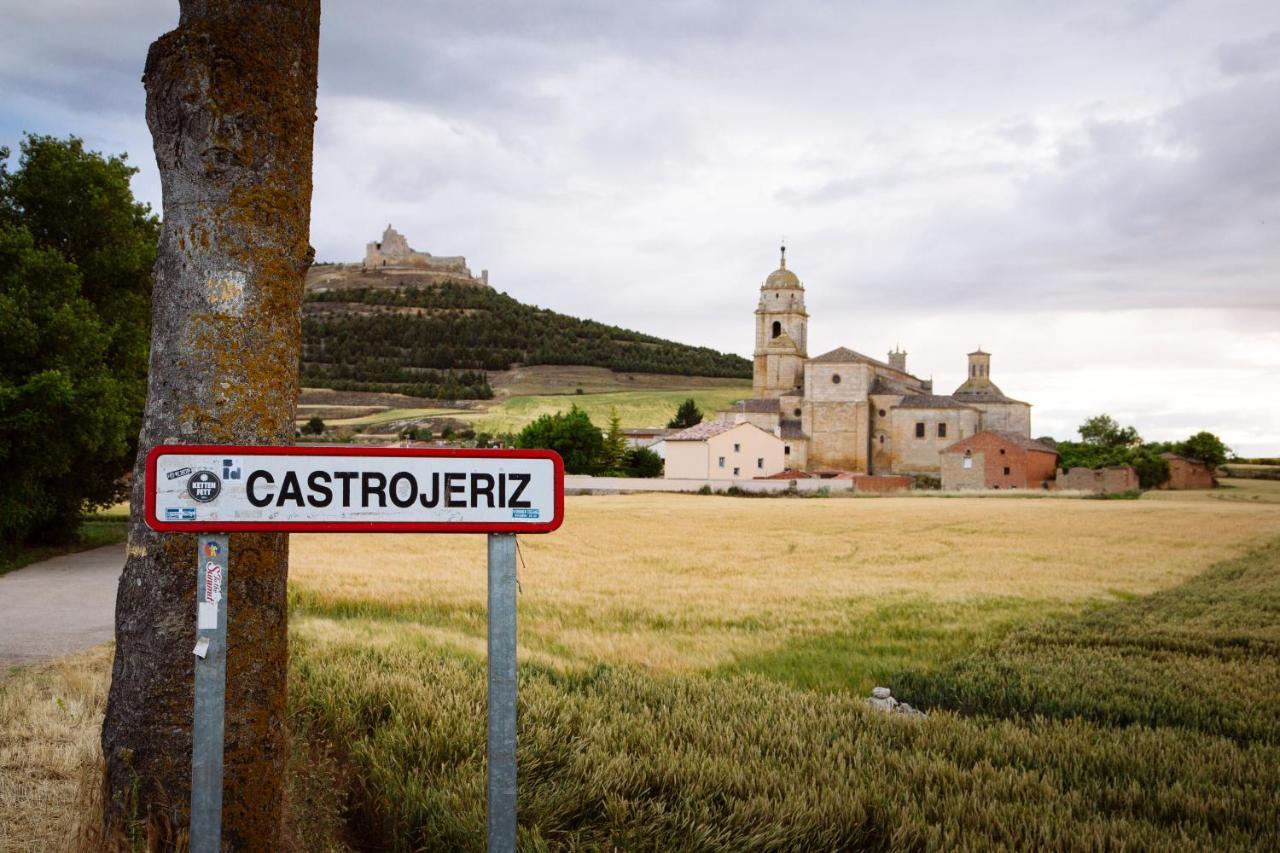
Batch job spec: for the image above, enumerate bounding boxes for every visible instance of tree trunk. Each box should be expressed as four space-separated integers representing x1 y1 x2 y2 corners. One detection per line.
101 1 320 847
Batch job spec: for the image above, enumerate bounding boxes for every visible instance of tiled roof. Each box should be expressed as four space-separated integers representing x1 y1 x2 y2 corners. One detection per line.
942 430 1058 455
895 394 976 410
952 387 1028 405
666 420 743 441
809 346 888 367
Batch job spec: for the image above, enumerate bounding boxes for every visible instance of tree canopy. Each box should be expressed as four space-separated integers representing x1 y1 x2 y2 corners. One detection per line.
669 398 704 429
0 136 157 546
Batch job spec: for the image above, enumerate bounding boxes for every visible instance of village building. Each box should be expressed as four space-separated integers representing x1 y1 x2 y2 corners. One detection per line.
940 431 1058 490
714 248 1036 477
1159 453 1216 490
663 421 786 480
1055 466 1141 494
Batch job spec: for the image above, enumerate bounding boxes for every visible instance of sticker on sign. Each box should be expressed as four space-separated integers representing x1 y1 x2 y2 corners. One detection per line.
145 445 564 533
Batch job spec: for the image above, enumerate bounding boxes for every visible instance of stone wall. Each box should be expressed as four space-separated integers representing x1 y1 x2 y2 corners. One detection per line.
1055 466 1140 493
888 407 980 475
974 401 1031 435
1162 457 1215 490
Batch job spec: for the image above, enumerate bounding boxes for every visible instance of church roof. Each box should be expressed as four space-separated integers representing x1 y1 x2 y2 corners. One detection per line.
763 246 802 289
809 347 906 371
952 387 1028 405
895 394 977 410
765 267 801 289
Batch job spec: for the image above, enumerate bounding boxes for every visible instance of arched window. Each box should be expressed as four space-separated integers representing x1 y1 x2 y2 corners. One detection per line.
771 321 781 338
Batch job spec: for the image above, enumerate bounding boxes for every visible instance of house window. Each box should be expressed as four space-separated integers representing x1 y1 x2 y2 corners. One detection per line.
915 422 925 438
733 467 740 476
785 445 791 455
718 457 725 468
963 450 973 470
1003 466 1011 476
937 423 947 438
832 374 841 384
757 458 764 469
999 448 1006 455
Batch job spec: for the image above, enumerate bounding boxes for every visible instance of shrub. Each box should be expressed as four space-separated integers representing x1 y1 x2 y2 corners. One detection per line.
623 447 664 478
304 416 325 435
515 406 604 474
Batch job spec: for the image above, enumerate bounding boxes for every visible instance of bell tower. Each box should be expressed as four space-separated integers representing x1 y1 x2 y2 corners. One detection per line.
753 245 809 398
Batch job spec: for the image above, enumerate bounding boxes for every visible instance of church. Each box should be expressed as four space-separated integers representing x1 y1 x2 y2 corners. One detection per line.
716 248 1033 476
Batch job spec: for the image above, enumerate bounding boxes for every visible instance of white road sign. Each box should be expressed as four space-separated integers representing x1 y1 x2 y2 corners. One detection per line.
145 445 564 533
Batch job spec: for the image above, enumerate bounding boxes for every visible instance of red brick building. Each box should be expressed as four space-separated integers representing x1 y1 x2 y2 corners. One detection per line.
1160 453 1216 490
940 431 1058 490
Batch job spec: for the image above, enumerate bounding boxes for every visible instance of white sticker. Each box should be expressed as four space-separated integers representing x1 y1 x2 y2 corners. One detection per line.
205 562 222 602
198 601 218 630
193 637 210 659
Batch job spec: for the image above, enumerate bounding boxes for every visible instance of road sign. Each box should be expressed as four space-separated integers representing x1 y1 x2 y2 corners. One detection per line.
143 443 564 853
145 444 564 533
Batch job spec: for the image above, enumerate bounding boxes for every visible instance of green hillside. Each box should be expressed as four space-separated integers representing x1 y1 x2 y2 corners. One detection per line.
301 282 751 399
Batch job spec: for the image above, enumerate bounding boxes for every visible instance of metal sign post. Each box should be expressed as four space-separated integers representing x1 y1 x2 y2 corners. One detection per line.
191 533 228 853
487 533 518 852
144 445 563 852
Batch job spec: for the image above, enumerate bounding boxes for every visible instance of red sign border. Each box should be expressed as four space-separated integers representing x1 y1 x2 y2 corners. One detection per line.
145 444 564 534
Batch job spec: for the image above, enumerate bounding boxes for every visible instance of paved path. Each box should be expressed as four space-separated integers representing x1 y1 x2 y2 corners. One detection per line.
0 544 125 670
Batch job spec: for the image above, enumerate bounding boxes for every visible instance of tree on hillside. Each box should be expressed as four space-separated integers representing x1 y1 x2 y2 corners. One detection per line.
516 405 604 473
602 406 627 470
1178 431 1230 468
1078 414 1140 448
669 398 704 429
101 2 320 846
0 136 158 548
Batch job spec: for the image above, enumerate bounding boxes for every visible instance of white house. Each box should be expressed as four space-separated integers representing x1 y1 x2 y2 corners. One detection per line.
663 421 786 480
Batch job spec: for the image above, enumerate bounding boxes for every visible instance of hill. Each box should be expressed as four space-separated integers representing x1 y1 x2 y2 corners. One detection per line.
301 268 751 399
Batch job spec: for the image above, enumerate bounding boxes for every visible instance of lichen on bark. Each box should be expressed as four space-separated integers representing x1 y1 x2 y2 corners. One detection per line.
101 1 320 848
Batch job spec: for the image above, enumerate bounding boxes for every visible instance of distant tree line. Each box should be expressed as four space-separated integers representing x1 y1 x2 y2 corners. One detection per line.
300 283 751 398
1045 415 1230 489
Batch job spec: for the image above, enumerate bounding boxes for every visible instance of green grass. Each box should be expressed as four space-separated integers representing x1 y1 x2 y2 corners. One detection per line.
0 505 128 576
287 538 1280 850
458 387 752 434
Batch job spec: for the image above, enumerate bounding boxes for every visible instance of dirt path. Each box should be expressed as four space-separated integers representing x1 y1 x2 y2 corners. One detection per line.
0 544 124 671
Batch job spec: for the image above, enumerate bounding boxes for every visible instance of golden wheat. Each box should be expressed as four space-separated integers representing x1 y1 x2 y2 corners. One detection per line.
290 492 1280 670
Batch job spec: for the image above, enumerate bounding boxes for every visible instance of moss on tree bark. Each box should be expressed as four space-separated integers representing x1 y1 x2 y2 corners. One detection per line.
101 1 320 847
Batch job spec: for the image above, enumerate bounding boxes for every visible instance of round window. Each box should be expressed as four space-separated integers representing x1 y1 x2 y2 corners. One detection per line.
832 374 841 384
793 408 802 417
877 409 886 417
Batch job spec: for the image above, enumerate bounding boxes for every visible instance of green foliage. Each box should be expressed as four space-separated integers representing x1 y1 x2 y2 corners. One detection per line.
623 446 664 478
601 407 627 470
303 416 325 435
894 539 1280 745
1179 431 1230 468
515 405 604 474
301 283 751 398
0 136 157 547
1078 413 1141 447
668 397 704 429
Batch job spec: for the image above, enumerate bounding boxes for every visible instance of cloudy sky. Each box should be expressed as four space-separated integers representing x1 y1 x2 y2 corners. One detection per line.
3 1 1278 453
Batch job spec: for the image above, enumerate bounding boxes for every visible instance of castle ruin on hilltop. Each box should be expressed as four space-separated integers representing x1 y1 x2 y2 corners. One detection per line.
363 224 489 285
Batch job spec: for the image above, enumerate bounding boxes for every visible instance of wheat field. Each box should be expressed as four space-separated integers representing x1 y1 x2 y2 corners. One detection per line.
290 491 1280 676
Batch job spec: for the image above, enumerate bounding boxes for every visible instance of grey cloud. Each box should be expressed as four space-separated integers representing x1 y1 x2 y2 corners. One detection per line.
1216 30 1280 76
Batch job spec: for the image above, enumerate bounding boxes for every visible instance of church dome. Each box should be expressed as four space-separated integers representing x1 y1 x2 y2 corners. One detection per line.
763 245 802 289
765 266 800 289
